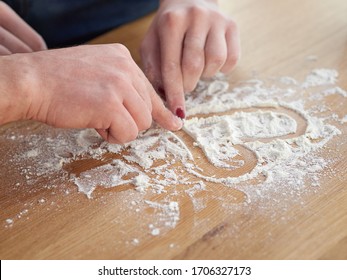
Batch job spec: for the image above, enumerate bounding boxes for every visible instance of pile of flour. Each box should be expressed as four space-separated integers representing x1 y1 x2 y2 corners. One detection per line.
1 68 346 236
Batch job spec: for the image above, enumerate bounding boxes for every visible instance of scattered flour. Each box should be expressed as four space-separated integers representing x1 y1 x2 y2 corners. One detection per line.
301 68 338 88
1 67 345 238
145 200 180 230
306 55 318 61
73 160 140 198
185 182 207 212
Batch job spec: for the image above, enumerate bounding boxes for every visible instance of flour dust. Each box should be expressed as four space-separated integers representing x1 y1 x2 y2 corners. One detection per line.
1 67 346 242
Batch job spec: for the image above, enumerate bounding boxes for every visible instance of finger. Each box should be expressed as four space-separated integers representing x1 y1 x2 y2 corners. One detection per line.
181 19 209 93
0 45 11 55
202 26 228 78
150 87 183 131
220 22 240 73
158 14 185 117
0 26 33 53
96 106 139 144
132 64 154 112
0 2 47 51
140 30 164 98
123 85 152 132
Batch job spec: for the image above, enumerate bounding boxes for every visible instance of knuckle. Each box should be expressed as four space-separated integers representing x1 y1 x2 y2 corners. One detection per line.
159 10 182 29
222 52 240 72
185 81 197 93
114 128 138 144
228 53 240 66
141 115 153 131
183 55 203 74
208 53 225 67
189 6 208 18
184 35 204 49
162 60 179 74
227 19 238 31
126 128 139 143
112 43 131 57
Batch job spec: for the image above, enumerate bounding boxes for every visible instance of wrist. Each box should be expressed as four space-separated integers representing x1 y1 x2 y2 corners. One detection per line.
0 54 37 125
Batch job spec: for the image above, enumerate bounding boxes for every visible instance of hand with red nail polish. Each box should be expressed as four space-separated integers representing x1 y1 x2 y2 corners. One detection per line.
140 0 240 118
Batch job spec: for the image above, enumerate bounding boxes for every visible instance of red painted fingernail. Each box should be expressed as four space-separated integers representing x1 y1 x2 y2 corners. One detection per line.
176 107 185 119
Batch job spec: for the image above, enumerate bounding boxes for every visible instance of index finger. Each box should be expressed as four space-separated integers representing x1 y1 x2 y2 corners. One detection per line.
158 14 186 118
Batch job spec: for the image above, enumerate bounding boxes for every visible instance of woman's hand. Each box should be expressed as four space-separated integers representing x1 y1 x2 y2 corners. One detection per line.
140 0 240 118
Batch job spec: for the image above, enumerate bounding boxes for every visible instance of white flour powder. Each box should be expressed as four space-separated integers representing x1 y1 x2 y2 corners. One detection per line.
1 67 346 237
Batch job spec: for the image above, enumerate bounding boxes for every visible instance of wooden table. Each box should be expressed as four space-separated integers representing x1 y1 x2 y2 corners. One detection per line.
1 0 346 259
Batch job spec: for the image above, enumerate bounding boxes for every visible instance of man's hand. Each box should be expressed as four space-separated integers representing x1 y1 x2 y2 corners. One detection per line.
0 44 182 143
0 1 47 55
140 0 240 118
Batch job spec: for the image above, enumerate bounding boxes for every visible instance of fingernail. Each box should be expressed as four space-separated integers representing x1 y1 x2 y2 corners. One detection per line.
175 107 185 119
173 115 183 130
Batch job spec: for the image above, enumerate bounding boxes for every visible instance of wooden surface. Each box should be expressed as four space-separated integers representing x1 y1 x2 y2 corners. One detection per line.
1 0 347 260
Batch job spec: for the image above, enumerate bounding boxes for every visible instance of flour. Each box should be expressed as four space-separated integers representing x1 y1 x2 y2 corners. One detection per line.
185 182 207 212
1 67 345 238
301 68 338 88
306 55 318 61
65 68 342 237
73 160 140 198
279 76 298 85
183 111 297 168
131 238 140 245
145 200 180 229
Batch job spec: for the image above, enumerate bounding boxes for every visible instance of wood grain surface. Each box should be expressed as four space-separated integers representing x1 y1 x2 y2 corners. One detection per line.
1 0 346 260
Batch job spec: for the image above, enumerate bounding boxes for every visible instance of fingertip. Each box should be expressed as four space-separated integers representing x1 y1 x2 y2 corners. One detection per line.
154 107 183 131
165 90 186 118
95 129 108 142
170 114 184 131
151 85 184 131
